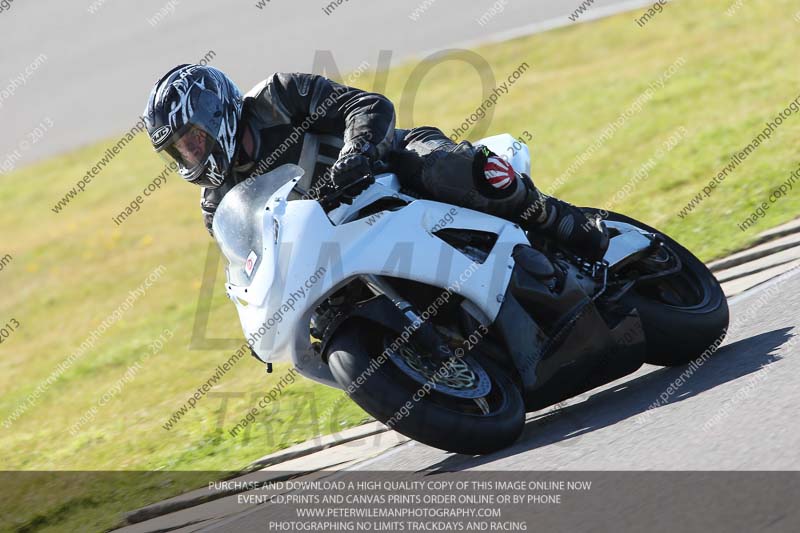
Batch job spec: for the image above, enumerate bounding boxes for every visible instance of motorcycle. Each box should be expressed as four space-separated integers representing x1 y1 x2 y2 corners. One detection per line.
212 133 729 455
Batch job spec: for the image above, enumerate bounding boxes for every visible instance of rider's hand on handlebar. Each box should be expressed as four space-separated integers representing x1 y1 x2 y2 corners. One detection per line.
329 142 378 202
331 153 373 192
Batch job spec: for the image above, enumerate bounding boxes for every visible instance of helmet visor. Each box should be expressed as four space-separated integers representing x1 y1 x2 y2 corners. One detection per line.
161 124 219 181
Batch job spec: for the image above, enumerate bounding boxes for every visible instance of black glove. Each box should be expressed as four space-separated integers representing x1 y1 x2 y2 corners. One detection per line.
330 153 372 190
329 142 378 202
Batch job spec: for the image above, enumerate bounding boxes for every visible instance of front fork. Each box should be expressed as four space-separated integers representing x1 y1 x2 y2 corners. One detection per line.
360 274 454 362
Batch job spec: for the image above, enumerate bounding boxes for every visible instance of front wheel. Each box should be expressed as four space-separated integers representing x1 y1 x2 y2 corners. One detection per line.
590 210 729 367
326 320 525 455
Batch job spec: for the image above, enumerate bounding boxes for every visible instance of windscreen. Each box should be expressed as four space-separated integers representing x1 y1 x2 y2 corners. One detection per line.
212 164 305 286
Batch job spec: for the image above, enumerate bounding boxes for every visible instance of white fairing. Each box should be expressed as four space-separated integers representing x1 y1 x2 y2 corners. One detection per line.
213 136 534 387
478 133 532 176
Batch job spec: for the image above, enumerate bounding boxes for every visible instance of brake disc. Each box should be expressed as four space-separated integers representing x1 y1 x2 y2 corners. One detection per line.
387 341 492 399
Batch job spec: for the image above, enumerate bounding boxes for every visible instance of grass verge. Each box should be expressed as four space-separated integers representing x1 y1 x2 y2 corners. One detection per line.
2 0 799 530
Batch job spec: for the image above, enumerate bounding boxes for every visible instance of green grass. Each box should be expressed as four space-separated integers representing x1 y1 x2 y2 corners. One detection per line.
2 0 799 530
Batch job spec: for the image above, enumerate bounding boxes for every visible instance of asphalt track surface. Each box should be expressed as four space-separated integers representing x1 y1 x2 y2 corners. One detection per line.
11 1 797 529
354 268 800 472
126 267 800 532
1 0 648 167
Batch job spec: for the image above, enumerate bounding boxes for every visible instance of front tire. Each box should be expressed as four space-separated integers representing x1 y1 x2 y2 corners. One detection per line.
326 320 525 455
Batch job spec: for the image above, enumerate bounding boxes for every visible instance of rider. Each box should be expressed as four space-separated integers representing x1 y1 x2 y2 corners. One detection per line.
143 64 609 260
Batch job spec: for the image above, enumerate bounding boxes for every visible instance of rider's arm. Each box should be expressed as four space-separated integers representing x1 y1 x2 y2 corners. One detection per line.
200 184 231 236
248 72 396 159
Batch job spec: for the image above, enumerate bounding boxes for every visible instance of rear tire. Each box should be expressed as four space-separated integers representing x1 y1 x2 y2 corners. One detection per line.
327 320 525 455
590 210 729 366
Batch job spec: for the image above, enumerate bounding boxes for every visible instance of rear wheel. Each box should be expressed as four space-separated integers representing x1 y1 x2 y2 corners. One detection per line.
327 320 525 455
591 210 729 366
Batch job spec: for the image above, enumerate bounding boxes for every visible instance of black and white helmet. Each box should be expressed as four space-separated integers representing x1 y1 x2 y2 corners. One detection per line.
144 64 243 188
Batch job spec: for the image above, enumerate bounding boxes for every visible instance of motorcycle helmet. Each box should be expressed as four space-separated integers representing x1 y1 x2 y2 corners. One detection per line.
144 64 243 188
